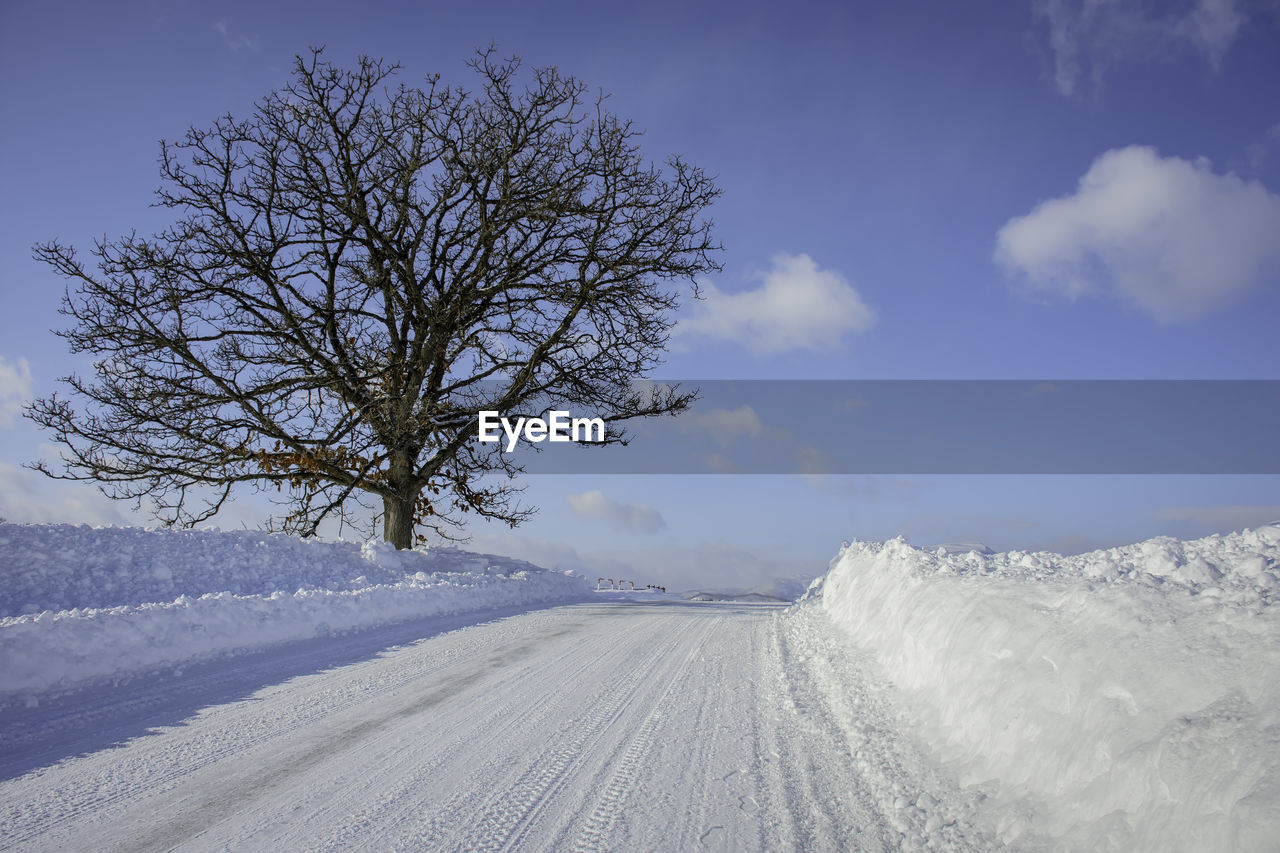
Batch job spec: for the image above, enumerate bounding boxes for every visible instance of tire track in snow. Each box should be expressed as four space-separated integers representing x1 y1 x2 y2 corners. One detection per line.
770 608 896 850
142 612 617 853
567 613 719 852
295 614 633 852
439 613 693 852
665 610 773 853
772 606 1002 852
743 612 799 852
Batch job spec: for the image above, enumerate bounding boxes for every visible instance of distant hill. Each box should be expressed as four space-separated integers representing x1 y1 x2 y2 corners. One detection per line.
931 542 994 555
680 575 811 604
684 590 791 603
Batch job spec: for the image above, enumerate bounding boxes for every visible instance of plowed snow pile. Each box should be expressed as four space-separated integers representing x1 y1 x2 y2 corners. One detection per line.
808 523 1280 852
0 524 591 702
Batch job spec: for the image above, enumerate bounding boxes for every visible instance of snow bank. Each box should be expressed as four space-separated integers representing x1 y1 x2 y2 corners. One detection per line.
0 524 591 702
0 524 554 614
810 524 1280 852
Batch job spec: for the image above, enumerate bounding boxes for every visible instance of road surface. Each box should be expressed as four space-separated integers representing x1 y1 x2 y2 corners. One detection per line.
0 600 994 851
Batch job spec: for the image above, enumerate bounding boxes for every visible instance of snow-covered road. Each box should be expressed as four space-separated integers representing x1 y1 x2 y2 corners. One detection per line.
1 600 992 852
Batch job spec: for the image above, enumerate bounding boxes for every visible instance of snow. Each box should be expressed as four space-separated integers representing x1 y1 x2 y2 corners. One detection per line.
4 520 1279 850
1 600 1000 852
805 523 1280 851
0 524 592 703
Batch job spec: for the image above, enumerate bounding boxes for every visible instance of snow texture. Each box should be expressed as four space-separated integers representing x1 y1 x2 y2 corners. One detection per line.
0 524 592 702
810 523 1280 851
1 601 999 851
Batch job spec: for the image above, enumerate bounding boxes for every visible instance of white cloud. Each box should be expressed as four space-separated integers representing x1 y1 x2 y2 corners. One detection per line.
566 490 666 534
1032 0 1247 97
0 355 33 428
1179 0 1247 60
995 145 1280 322
677 253 875 354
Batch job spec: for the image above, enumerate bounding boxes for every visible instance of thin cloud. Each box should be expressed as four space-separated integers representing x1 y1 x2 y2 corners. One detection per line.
0 355 33 428
1247 122 1280 169
213 20 260 53
0 462 133 526
566 490 666 534
676 405 764 445
702 452 740 473
1031 0 1247 97
995 145 1280 322
1157 505 1280 532
461 530 592 574
465 530 817 595
677 253 875 354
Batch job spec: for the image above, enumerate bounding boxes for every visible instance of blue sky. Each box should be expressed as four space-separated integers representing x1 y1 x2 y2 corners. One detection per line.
2 1 1278 590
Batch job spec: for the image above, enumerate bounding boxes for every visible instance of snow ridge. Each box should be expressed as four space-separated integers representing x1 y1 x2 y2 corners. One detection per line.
0 524 552 615
811 524 1280 852
0 524 592 702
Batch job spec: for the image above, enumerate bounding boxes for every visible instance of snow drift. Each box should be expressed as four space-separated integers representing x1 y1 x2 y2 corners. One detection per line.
809 524 1280 852
0 524 592 702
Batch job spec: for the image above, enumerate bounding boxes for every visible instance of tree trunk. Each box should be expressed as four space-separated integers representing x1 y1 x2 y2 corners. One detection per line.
383 492 415 550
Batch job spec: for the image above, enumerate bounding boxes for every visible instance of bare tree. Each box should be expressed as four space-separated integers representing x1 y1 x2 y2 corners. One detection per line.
28 48 720 548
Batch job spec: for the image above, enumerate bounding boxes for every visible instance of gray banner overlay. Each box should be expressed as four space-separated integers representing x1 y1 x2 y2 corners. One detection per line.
478 381 1280 474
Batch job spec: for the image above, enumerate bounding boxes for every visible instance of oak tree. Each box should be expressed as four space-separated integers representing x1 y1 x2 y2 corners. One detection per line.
29 49 720 548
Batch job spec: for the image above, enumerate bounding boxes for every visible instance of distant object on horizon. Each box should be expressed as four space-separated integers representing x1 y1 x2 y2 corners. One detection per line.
681 576 812 604
683 591 791 604
931 542 995 556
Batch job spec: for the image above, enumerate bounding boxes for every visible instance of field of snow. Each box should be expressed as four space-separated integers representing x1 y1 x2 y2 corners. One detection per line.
0 524 592 703
5 520 1279 850
806 524 1280 851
